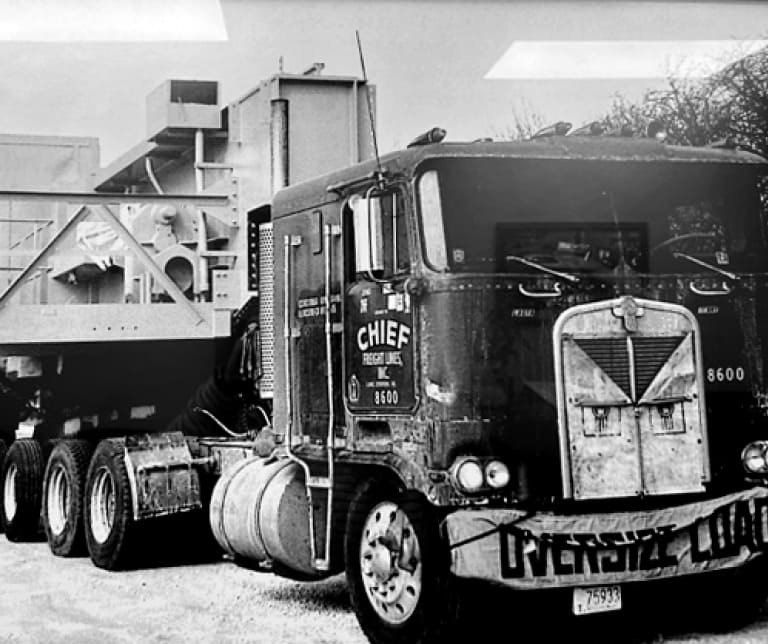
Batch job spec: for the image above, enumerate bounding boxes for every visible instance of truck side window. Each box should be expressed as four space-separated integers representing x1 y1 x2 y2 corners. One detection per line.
349 190 410 280
417 170 448 271
381 191 410 275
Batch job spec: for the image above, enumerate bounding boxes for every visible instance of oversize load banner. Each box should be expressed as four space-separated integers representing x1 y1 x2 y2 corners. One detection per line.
446 487 768 588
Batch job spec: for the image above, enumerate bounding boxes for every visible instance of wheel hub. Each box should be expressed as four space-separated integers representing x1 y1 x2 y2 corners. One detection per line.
371 544 393 582
90 467 115 544
360 501 422 625
47 463 70 536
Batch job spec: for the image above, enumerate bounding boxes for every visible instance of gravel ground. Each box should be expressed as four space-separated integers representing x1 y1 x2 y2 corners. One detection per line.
2 539 768 644
0 540 366 644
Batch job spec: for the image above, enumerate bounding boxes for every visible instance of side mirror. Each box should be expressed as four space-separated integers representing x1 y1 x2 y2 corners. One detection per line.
351 193 385 274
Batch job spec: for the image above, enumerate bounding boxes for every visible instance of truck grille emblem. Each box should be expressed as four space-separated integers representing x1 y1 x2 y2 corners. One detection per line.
612 295 643 332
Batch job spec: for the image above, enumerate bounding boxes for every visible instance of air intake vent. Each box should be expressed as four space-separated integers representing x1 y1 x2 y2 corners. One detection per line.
574 335 685 399
258 222 275 398
574 338 631 397
633 336 685 396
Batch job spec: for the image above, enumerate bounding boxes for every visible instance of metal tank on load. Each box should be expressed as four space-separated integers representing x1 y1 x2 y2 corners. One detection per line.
0 70 375 442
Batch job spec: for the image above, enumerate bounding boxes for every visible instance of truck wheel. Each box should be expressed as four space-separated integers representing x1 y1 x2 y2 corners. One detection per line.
84 439 139 570
696 558 768 631
1 439 44 541
42 439 94 556
0 439 7 533
345 480 460 644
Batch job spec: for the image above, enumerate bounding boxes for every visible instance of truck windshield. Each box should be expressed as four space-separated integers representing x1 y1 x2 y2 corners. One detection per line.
416 158 767 275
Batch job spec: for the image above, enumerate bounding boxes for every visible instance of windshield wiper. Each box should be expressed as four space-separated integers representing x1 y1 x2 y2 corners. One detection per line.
604 189 629 278
672 252 740 281
505 255 580 283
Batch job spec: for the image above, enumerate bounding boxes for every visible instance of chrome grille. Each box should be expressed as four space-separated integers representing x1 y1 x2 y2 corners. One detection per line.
574 335 684 400
574 338 631 398
633 336 685 396
555 296 708 500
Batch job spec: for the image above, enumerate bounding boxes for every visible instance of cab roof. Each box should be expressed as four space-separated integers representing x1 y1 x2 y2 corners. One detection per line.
272 136 767 218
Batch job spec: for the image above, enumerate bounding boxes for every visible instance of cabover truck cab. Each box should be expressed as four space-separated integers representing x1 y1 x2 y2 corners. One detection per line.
4 126 768 644
233 131 768 642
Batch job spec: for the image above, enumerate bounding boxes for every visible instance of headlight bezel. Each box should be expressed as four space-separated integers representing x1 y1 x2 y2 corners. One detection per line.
450 456 511 494
484 460 511 489
451 456 485 493
742 441 768 475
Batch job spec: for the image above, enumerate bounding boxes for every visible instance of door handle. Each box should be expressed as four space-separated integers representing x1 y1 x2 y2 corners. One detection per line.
519 282 562 298
688 281 731 296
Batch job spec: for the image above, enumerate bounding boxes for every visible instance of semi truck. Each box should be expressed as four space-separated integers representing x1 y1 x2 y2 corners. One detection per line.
1 70 768 643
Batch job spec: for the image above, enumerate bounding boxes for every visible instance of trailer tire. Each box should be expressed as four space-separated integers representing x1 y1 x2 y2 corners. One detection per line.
0 439 7 533
1 439 44 541
344 480 460 644
42 439 94 556
84 439 139 570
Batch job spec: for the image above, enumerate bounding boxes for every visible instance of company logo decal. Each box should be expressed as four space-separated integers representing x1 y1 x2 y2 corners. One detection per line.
357 319 411 351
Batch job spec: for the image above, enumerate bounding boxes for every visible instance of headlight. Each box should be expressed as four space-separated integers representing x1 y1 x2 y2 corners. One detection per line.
485 460 511 489
452 457 484 493
742 441 768 474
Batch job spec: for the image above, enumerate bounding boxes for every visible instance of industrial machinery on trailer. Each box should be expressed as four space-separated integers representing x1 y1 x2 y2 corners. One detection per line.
2 68 768 643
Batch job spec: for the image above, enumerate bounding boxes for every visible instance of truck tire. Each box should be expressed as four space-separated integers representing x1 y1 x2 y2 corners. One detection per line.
0 439 7 533
695 557 768 632
84 439 139 570
344 480 460 644
1 439 44 541
42 439 94 556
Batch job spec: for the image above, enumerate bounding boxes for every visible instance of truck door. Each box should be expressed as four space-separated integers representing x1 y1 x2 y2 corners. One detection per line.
290 209 344 443
344 189 416 413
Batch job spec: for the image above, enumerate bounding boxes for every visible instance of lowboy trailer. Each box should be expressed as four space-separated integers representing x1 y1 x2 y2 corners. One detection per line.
3 104 768 642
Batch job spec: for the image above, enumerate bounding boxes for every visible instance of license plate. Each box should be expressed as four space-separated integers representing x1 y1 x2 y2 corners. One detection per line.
572 585 622 615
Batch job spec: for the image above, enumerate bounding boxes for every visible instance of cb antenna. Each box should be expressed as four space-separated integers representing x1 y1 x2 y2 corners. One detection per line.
355 30 384 187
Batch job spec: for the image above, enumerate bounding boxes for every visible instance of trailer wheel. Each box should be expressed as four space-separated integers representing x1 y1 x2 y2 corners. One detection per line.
42 439 94 556
344 480 460 644
1 439 44 541
84 439 138 570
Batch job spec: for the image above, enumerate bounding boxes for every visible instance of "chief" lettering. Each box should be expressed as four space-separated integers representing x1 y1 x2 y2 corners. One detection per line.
357 320 411 351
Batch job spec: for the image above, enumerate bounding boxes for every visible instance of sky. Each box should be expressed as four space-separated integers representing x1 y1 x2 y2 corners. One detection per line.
0 0 766 166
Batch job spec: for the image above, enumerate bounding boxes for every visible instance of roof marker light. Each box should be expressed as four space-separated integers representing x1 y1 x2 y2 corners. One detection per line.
407 127 447 148
569 121 605 137
531 121 572 139
606 124 636 138
710 137 738 150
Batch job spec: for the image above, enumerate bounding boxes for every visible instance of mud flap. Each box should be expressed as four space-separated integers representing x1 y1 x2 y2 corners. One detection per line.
124 432 202 521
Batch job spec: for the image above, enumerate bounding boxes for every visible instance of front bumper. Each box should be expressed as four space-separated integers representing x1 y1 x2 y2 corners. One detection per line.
445 486 768 589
